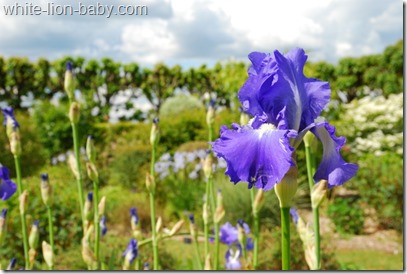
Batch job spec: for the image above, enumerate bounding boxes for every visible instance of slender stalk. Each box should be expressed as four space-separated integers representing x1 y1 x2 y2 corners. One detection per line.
305 145 321 269
192 235 203 269
14 156 30 270
71 121 85 231
47 206 55 270
93 177 100 269
250 188 260 269
280 207 290 270
149 144 159 270
203 183 209 257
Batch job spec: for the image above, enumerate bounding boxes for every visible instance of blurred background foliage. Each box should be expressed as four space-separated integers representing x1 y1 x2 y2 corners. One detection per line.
0 40 403 270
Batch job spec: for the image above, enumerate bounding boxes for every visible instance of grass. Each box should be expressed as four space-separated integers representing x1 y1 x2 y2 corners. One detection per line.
335 249 403 270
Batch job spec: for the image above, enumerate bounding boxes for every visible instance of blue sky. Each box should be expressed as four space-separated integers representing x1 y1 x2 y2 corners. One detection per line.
0 0 403 68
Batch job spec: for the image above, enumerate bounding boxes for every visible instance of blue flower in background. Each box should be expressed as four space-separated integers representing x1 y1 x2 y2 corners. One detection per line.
225 244 242 270
0 166 17 200
2 107 19 129
100 215 107 236
130 207 139 226
122 238 138 265
220 221 253 251
212 48 358 190
290 207 299 225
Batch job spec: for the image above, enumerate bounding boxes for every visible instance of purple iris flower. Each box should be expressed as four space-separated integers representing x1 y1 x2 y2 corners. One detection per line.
212 48 358 190
0 166 17 200
130 207 139 226
225 244 242 270
290 208 299 225
7 257 17 270
220 221 253 251
87 192 93 202
1 208 7 218
2 107 19 129
100 215 107 236
122 238 138 264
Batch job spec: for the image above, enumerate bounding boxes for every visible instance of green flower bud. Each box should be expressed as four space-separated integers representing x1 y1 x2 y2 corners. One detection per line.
29 220 40 249
202 202 209 225
86 135 96 164
19 190 28 215
155 216 162 234
214 190 225 224
69 102 80 124
206 100 215 127
68 153 80 180
9 129 21 156
64 62 75 100
86 162 99 183
98 196 106 217
274 166 298 208
145 173 155 194
169 220 184 236
150 117 160 146
42 241 54 269
202 152 213 179
84 192 93 223
40 174 53 207
311 180 328 208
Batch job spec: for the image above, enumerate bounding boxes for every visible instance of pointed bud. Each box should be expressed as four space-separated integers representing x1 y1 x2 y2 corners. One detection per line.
274 166 298 208
204 254 212 270
86 162 99 183
42 241 54 269
84 192 93 222
145 173 155 193
150 117 160 146
155 216 162 234
202 202 209 225
19 190 28 214
202 150 213 179
86 135 96 164
304 243 318 270
40 173 53 206
29 220 40 249
206 100 215 127
188 214 196 239
0 209 7 245
68 153 80 180
29 248 37 268
6 258 16 270
69 102 80 124
64 61 75 100
237 220 247 248
311 180 328 208
9 129 21 156
98 196 106 217
214 190 225 224
252 189 265 215
100 215 107 237
169 220 184 236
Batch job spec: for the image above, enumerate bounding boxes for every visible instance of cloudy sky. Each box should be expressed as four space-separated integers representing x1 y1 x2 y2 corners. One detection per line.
0 0 403 68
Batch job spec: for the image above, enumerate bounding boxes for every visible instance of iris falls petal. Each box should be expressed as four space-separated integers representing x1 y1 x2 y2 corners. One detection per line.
212 123 297 190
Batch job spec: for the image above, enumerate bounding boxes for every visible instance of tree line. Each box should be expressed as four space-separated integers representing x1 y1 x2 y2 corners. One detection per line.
0 39 402 122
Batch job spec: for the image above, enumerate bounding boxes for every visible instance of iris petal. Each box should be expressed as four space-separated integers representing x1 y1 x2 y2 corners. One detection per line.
212 124 296 190
0 167 17 200
312 122 358 188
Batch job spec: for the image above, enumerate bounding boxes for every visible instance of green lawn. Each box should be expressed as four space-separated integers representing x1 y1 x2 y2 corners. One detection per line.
335 249 403 270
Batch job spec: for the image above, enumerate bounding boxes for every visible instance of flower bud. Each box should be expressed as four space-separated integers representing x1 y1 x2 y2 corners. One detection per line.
9 129 21 156
40 173 53 206
19 190 28 214
69 102 80 124
204 254 212 270
202 202 209 225
143 262 150 270
0 209 7 245
86 162 99 183
84 192 93 222
145 173 155 194
214 190 225 224
150 117 160 146
206 100 215 127
100 215 107 237
155 216 162 234
68 153 80 180
188 214 196 239
42 241 54 269
64 61 75 100
303 131 315 148
169 220 184 236
82 239 97 269
6 258 16 270
274 166 298 208
304 243 318 270
98 196 106 217
29 248 37 268
202 150 213 179
122 239 138 270
29 220 40 249
86 135 96 164
311 180 328 209
2 107 20 139
252 189 265 215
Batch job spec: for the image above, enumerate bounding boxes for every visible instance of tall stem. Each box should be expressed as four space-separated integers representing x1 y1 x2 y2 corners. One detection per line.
14 156 29 270
193 235 203 269
149 144 159 270
93 177 100 269
47 206 55 270
280 207 290 270
250 188 260 269
71 121 85 231
305 145 321 269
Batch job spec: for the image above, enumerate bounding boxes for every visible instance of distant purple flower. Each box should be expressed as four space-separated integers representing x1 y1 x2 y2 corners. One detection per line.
87 192 93 202
225 244 242 270
220 221 253 251
1 208 7 218
143 262 150 270
7 258 16 270
100 215 107 236
2 107 19 129
0 166 17 200
122 239 138 265
212 48 358 190
40 173 49 182
66 61 73 72
33 220 39 227
290 208 299 225
130 207 139 226
188 214 195 224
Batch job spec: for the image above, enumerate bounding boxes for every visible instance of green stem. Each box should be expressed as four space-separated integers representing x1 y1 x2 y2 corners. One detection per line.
193 235 203 269
47 206 55 270
149 144 159 270
14 156 30 270
71 121 85 231
305 145 321 270
280 207 290 270
93 177 100 270
251 188 260 269
213 222 220 270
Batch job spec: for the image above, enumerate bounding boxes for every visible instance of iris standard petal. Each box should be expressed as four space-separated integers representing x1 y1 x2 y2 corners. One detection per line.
0 167 17 200
219 222 238 245
312 121 358 188
212 123 297 190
